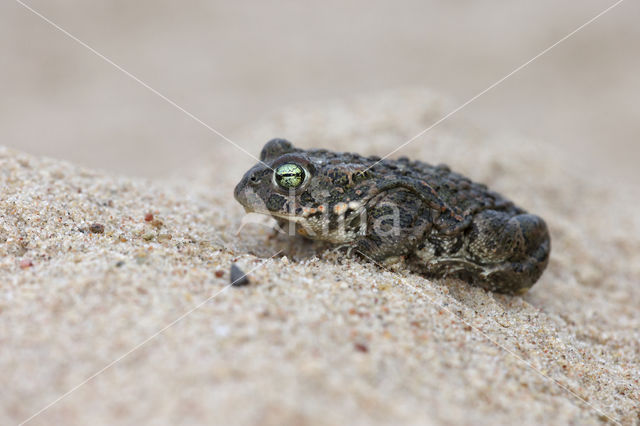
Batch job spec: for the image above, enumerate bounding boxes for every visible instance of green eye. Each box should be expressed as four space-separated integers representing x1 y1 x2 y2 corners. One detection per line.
274 163 306 189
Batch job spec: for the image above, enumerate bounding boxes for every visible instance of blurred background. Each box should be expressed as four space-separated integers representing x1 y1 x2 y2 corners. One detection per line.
1 0 638 179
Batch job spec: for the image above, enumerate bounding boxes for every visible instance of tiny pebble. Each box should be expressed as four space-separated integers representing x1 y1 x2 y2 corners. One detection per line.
157 233 172 242
19 259 34 269
214 270 224 278
354 342 369 353
144 213 154 222
230 263 250 287
89 223 105 234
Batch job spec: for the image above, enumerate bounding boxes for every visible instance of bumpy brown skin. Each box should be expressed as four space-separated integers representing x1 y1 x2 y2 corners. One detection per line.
234 139 550 294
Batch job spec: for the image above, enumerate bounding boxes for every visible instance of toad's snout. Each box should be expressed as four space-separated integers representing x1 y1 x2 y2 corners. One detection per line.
234 165 271 210
233 176 247 203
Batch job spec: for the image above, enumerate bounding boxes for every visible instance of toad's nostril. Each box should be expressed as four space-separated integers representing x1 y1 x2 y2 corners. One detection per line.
249 175 259 183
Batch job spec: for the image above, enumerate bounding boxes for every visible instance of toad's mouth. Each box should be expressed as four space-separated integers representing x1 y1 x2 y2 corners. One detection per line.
267 211 304 222
241 204 306 223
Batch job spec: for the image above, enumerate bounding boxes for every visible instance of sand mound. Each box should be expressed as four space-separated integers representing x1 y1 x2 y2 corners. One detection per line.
1 90 638 425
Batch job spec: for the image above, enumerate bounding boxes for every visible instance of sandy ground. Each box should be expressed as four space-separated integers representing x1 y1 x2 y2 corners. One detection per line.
1 90 639 425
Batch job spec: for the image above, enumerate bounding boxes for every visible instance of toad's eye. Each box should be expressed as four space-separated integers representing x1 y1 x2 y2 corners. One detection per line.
274 163 306 189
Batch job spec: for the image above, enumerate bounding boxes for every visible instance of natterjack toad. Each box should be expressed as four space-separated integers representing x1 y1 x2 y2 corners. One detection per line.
234 139 550 294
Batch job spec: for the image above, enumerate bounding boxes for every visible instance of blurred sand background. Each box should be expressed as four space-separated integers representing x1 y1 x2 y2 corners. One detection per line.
2 1 640 425
1 0 638 179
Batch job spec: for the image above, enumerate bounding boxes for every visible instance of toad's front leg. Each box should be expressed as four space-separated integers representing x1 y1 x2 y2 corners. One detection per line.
353 188 431 264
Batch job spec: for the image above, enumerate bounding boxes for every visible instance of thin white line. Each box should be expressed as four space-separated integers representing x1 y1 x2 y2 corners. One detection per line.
366 0 626 171
355 250 622 425
19 251 282 426
13 0 272 170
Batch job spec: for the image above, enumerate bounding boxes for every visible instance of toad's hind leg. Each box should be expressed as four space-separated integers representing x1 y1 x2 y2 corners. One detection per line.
466 210 550 293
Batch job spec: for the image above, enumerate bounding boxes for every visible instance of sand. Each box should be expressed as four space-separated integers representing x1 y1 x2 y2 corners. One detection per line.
1 90 639 425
